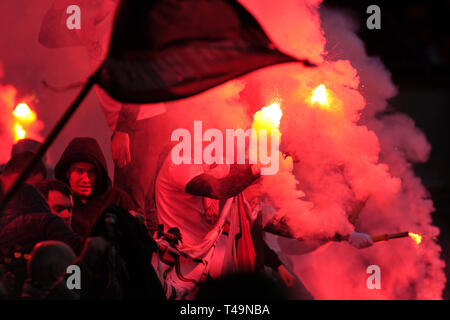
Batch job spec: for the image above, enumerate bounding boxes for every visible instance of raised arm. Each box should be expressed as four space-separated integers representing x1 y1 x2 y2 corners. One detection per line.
185 164 261 200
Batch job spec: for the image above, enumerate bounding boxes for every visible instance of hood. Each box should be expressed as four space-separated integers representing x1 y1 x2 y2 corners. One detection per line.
54 137 111 196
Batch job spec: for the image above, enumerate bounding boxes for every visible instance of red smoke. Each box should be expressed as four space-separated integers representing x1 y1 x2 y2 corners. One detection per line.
168 0 445 299
238 0 444 299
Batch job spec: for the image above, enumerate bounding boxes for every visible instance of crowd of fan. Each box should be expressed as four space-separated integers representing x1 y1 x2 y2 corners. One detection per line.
0 138 168 299
0 137 293 300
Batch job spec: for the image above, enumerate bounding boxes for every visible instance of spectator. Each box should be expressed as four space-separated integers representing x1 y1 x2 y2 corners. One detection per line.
0 139 51 177
21 241 76 299
9 138 54 179
152 143 262 299
54 137 137 237
0 151 46 195
37 179 74 227
42 237 111 300
88 205 165 299
0 183 82 298
11 139 45 162
0 151 82 298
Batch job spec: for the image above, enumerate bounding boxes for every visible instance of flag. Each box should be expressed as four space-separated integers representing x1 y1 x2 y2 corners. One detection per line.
95 0 314 104
235 193 256 273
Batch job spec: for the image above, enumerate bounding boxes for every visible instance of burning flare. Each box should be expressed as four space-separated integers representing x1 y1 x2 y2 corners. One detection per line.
310 84 329 107
12 102 36 142
13 123 26 141
252 100 283 130
341 231 423 245
250 100 283 167
409 232 422 245
13 102 36 123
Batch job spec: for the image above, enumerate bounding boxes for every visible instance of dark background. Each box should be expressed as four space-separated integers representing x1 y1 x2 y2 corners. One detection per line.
324 0 450 299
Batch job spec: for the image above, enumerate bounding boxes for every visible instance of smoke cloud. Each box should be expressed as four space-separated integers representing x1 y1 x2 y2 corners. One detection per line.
242 1 444 299
162 0 445 299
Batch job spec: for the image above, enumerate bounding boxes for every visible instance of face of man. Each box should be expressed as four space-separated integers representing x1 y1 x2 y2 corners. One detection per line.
67 162 97 200
47 190 73 226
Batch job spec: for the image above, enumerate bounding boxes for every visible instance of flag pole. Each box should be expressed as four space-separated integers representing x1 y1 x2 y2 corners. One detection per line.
0 70 98 215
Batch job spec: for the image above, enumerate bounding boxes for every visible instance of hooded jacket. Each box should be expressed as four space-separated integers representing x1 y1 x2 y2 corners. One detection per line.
0 182 82 298
55 137 137 237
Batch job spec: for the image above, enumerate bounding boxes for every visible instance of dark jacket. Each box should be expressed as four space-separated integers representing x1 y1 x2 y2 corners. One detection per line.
55 137 137 237
0 183 83 298
0 183 82 254
88 205 165 300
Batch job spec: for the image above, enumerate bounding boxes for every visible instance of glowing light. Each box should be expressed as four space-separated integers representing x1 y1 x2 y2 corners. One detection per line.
409 232 422 245
13 102 36 124
14 123 26 141
251 100 283 165
311 84 329 106
252 101 283 130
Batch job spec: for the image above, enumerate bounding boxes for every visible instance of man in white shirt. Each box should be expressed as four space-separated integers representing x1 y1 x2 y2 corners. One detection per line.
155 154 260 249
153 144 263 299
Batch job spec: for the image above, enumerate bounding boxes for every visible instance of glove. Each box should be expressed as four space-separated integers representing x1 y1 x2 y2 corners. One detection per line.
348 231 373 249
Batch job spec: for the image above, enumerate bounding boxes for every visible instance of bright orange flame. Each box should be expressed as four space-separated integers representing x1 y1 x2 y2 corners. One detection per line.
13 102 36 124
14 123 26 141
311 84 329 107
409 232 422 244
251 101 283 164
252 101 283 130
